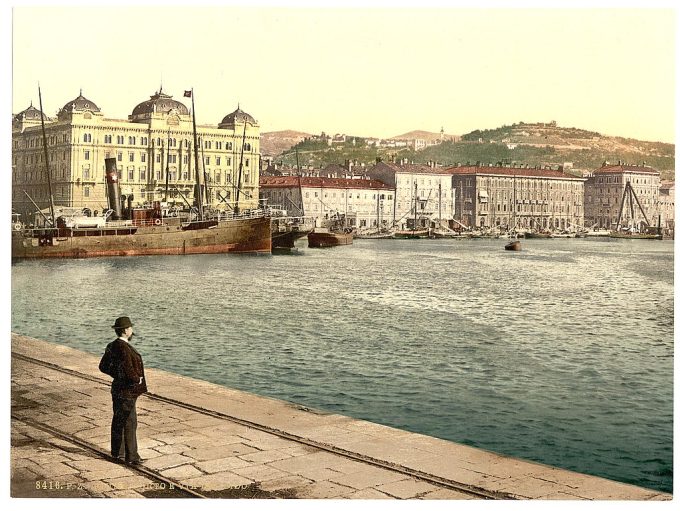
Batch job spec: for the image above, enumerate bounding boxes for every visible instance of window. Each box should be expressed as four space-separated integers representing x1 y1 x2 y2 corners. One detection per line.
226 142 233 150
156 170 161 180
83 133 92 143
205 156 210 165
129 152 135 162
141 153 146 163
129 136 136 145
141 137 148 145
117 152 123 162
128 169 134 181
226 157 232 166
216 157 221 165
104 135 112 144
117 135 124 144
183 155 189 164
245 158 250 168
140 169 146 181
182 171 188 180
216 141 222 150
244 143 251 151
84 187 90 197
83 169 90 179
205 140 211 149
84 150 90 160
156 154 161 163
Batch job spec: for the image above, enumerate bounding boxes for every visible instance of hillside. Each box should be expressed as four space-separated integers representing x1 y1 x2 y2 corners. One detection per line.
272 122 675 180
391 130 458 142
260 130 312 157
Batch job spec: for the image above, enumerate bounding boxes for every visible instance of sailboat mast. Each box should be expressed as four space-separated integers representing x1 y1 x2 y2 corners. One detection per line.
200 137 210 208
296 148 304 216
164 127 170 202
438 182 442 230
190 88 203 220
38 86 56 226
235 121 247 215
414 180 418 232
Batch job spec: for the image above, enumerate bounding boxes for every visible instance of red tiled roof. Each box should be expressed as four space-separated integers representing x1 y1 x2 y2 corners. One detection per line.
260 176 392 190
444 165 584 180
593 164 660 175
374 162 450 175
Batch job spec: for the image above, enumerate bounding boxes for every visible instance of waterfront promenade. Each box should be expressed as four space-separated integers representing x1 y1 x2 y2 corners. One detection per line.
10 333 671 500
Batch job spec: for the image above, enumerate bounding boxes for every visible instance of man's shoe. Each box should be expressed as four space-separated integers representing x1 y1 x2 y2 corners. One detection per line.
127 458 144 466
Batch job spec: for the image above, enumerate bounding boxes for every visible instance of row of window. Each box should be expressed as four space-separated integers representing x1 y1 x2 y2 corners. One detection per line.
96 134 247 151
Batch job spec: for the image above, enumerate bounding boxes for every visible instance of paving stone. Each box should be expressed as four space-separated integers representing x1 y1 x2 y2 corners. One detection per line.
79 480 115 494
38 461 80 477
194 456 253 474
159 464 205 480
239 449 292 464
328 466 408 490
258 475 314 492
297 480 355 498
231 464 289 482
67 459 120 473
154 443 191 455
105 489 145 498
376 478 439 498
105 475 155 490
143 453 195 471
186 443 260 461
418 488 477 500
345 488 394 499
182 472 253 491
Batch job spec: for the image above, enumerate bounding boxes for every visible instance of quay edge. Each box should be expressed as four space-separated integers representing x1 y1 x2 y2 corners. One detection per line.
10 333 672 501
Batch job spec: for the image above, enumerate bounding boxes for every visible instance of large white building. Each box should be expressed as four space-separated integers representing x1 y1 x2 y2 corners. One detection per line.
259 176 395 229
12 89 260 219
366 161 456 230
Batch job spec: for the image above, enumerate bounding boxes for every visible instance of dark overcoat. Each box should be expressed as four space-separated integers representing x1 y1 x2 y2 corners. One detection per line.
99 339 148 398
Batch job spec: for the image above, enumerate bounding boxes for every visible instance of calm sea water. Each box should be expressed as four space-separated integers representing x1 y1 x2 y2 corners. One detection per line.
11 238 673 492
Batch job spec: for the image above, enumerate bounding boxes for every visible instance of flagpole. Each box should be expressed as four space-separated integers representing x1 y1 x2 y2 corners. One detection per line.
189 88 203 220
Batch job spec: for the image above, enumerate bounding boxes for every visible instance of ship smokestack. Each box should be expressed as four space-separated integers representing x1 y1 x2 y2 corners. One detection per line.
105 157 123 220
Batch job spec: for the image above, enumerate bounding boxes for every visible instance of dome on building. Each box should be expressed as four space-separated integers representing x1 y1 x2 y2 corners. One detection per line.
131 89 189 117
219 105 257 128
60 90 101 114
13 103 48 123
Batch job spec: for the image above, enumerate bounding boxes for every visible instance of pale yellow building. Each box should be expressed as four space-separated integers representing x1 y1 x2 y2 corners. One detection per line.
12 89 260 219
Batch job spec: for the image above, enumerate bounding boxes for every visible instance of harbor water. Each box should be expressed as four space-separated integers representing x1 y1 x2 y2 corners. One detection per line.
11 237 673 493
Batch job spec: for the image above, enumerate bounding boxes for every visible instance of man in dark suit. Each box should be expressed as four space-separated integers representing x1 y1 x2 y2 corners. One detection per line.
99 316 147 465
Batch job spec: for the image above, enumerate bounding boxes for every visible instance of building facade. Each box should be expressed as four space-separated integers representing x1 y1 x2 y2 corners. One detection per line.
366 161 456 230
259 176 395 229
447 164 586 230
584 163 661 230
12 90 260 219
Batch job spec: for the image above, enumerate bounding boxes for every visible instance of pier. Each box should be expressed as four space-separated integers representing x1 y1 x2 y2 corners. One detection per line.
10 333 671 500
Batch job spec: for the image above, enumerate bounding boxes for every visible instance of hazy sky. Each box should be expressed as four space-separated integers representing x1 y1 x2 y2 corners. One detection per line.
11 5 676 142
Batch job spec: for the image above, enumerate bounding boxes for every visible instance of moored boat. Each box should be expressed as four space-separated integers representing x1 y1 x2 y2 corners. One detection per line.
505 240 521 251
307 228 353 248
271 215 315 249
393 229 430 239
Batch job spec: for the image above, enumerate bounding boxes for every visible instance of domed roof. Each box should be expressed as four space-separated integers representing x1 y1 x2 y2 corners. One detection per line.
13 103 48 123
131 89 189 117
60 90 101 113
219 105 257 128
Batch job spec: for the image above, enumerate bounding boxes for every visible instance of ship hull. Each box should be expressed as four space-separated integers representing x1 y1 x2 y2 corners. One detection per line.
307 231 353 248
12 216 271 260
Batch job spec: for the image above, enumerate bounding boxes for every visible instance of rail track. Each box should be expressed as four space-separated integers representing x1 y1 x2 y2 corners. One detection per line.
12 351 511 500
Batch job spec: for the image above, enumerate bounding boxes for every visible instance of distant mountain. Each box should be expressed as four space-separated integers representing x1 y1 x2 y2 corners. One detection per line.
260 130 312 157
391 130 459 142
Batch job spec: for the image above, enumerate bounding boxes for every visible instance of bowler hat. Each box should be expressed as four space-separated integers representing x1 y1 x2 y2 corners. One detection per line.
111 316 133 329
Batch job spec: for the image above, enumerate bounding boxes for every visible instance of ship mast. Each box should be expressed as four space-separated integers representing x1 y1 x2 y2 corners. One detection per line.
234 119 248 215
295 148 304 216
189 88 203 221
164 127 170 202
38 85 56 226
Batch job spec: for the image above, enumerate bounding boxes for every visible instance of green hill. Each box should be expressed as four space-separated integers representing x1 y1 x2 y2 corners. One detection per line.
275 122 675 180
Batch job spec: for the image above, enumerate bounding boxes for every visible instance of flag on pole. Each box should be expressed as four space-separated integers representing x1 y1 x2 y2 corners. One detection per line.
184 90 192 97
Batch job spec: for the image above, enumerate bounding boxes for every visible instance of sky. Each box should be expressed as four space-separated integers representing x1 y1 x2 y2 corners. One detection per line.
10 5 676 143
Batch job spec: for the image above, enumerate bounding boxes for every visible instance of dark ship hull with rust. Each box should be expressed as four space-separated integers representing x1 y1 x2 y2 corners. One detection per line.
12 215 271 260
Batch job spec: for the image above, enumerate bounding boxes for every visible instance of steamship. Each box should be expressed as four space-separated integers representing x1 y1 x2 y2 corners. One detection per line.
11 87 270 260
11 158 271 260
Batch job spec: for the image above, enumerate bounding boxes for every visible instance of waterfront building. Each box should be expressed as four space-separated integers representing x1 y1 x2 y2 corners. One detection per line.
366 161 456 230
259 176 394 229
11 89 260 219
583 163 661 230
446 164 586 230
658 181 675 238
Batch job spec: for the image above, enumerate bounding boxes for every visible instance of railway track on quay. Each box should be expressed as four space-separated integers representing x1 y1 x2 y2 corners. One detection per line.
12 351 510 500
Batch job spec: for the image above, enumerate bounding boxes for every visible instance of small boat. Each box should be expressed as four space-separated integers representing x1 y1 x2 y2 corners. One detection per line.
307 228 353 248
393 229 430 239
525 231 553 239
271 215 315 250
505 240 521 251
